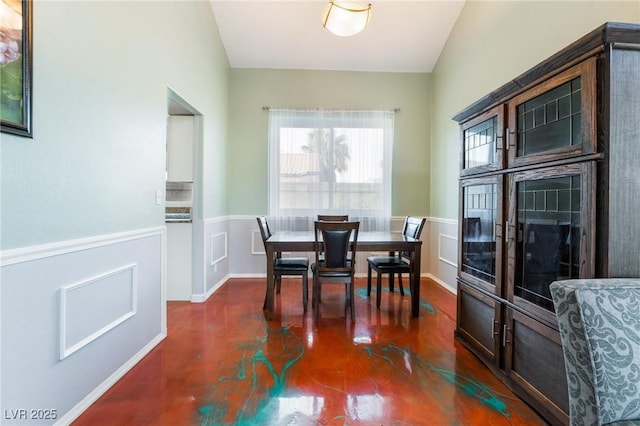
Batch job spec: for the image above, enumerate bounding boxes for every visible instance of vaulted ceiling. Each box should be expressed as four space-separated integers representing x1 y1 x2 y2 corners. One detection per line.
209 0 465 73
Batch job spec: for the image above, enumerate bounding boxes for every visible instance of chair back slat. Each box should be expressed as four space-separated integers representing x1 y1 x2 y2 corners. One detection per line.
401 216 426 260
402 216 426 239
314 221 359 274
317 214 349 222
323 230 352 268
257 216 272 248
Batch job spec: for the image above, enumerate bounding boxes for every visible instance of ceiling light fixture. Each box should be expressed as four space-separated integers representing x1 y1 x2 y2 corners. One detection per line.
322 0 372 37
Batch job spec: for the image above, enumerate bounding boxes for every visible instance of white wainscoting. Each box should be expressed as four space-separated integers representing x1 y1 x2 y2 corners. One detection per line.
0 227 165 425
426 218 458 294
59 263 138 360
210 232 228 266
226 216 458 293
195 218 230 303
188 215 459 302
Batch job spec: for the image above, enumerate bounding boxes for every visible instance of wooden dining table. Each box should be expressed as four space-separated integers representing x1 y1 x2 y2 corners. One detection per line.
263 231 423 320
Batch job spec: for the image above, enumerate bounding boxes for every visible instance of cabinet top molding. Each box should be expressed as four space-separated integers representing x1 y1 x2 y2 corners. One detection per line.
453 22 640 123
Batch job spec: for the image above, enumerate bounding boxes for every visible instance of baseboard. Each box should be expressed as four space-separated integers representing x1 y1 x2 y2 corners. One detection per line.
426 273 456 295
224 273 456 294
191 273 231 303
55 332 166 426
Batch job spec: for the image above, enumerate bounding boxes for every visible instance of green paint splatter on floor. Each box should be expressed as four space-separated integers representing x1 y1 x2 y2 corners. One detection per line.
199 325 306 425
363 344 510 417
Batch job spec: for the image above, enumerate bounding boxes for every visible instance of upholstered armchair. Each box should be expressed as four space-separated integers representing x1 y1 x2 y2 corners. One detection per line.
550 279 640 426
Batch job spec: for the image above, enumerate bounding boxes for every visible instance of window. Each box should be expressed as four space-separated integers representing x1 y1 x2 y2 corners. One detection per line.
268 109 394 231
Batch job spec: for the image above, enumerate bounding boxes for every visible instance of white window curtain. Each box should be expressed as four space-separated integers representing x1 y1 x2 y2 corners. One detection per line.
267 108 395 232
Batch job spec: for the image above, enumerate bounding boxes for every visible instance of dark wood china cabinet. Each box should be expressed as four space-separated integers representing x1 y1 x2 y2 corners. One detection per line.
453 22 640 425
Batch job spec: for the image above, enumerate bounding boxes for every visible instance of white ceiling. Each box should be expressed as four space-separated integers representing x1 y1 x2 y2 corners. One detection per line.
209 0 466 73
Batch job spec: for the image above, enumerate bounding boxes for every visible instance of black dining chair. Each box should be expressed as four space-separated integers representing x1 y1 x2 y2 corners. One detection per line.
257 216 310 311
367 216 426 308
312 220 359 321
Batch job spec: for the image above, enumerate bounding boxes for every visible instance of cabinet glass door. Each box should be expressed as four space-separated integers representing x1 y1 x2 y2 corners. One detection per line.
459 177 503 295
508 58 596 167
460 105 505 176
508 163 595 319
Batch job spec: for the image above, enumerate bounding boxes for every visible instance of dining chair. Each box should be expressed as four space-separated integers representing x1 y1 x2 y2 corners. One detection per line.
256 216 310 311
312 220 359 321
366 216 425 308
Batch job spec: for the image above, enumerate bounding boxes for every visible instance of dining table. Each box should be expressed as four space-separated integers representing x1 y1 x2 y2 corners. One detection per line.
262 231 423 320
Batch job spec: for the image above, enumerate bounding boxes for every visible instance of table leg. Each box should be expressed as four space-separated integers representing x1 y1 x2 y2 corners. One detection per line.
411 243 421 317
263 245 275 320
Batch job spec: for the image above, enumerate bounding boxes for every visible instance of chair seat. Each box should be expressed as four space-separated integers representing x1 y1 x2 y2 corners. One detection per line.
274 257 309 271
257 216 309 312
367 256 410 271
367 256 411 307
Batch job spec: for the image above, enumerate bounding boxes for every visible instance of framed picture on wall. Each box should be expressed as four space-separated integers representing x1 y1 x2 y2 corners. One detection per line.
1 0 32 137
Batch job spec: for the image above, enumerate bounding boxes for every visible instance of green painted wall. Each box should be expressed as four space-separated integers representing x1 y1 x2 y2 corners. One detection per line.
3 0 637 252
430 1 640 220
227 69 431 217
0 1 229 250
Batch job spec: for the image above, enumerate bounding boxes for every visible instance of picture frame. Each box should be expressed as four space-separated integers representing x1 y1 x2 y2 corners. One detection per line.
1 0 32 137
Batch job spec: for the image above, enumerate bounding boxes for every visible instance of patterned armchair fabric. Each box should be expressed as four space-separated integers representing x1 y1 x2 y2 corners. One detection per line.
550 279 640 426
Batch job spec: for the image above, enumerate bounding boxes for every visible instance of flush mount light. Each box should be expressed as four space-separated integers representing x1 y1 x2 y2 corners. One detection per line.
322 0 372 37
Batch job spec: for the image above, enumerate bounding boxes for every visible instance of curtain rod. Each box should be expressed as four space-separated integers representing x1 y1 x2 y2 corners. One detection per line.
262 106 400 113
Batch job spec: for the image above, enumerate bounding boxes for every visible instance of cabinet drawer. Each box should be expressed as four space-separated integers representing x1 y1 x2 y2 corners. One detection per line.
456 282 500 365
505 308 568 424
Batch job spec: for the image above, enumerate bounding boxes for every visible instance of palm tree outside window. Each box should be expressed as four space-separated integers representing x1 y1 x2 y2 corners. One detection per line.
267 109 394 232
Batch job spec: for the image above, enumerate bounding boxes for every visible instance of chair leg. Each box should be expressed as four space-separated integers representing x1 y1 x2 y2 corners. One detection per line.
376 272 382 309
313 276 320 321
276 276 282 294
389 272 395 292
302 273 308 311
349 279 355 322
367 265 372 297
263 282 269 310
312 275 319 312
398 273 405 296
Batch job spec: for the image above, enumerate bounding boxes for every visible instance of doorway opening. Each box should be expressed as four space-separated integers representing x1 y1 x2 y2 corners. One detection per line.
166 88 204 301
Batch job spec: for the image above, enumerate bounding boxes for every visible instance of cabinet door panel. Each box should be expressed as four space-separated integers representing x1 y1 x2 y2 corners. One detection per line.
505 309 569 425
459 176 504 296
460 105 505 176
506 162 596 324
456 283 501 365
507 58 596 168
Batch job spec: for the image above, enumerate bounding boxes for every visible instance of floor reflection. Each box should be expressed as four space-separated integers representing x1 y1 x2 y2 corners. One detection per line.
73 278 545 426
195 284 531 425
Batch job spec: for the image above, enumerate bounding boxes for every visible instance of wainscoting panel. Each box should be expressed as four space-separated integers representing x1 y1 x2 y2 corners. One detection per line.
426 218 458 293
59 264 138 360
438 233 458 268
210 232 228 266
0 227 164 425
252 229 264 255
199 218 230 302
